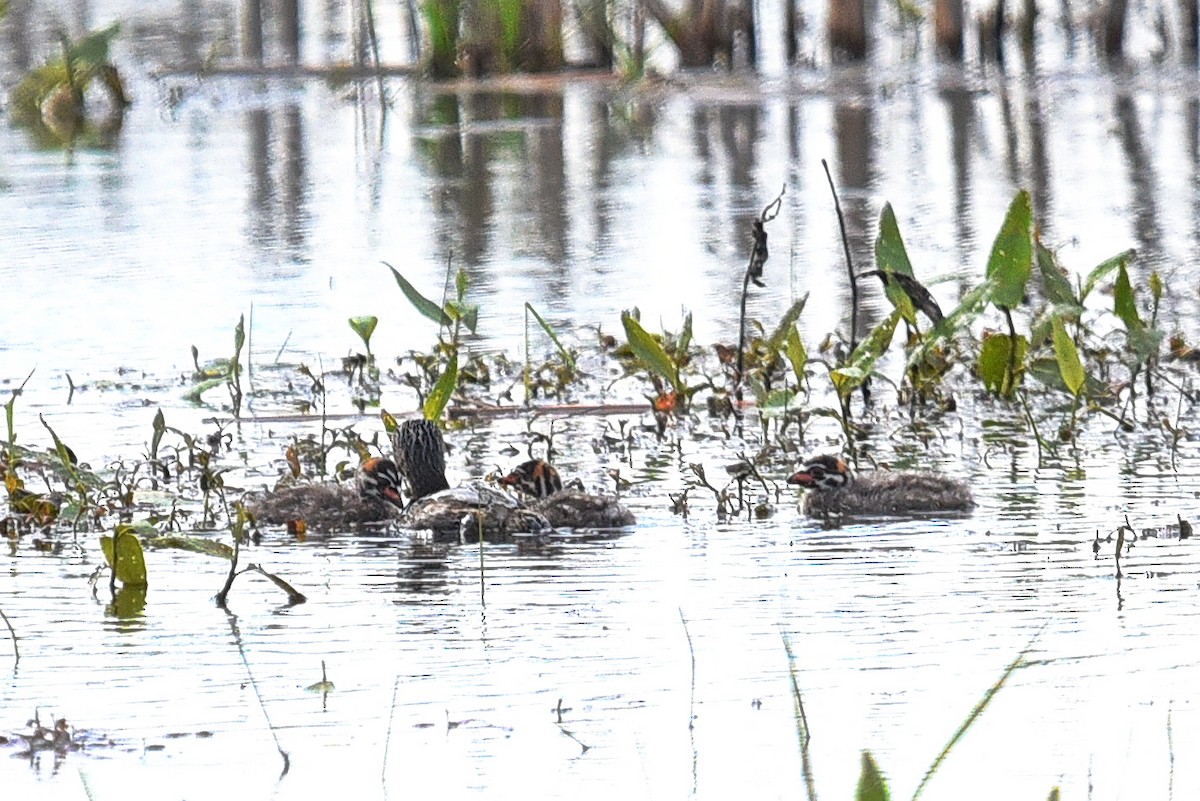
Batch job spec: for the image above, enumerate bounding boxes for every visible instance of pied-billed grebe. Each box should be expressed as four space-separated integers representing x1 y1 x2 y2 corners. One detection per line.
500 459 636 529
249 456 404 530
787 454 974 517
393 420 550 539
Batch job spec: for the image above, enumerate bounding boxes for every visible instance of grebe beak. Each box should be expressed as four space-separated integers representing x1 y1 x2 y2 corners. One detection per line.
382 485 404 507
786 470 817 488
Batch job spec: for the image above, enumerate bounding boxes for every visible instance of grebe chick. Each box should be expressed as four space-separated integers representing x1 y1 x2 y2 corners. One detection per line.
501 459 636 529
787 454 974 517
393 420 550 540
249 457 403 530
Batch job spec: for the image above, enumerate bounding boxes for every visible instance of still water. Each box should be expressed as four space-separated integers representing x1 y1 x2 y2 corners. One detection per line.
5 4 1200 800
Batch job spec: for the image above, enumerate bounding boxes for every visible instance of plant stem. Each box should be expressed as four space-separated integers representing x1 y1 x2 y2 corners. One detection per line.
822 159 858 355
1003 306 1018 397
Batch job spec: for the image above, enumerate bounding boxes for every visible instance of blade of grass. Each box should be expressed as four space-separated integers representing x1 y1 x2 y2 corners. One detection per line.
525 303 575 371
911 643 1035 800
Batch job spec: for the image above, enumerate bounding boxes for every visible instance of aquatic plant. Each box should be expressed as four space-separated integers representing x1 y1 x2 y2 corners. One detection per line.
9 24 129 147
523 303 577 402
345 315 383 410
784 631 1054 801
617 308 705 415
421 0 461 77
385 260 478 421
185 314 247 420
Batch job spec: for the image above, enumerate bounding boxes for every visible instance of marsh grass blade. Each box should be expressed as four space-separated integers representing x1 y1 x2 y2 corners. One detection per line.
911 649 1029 800
383 262 453 326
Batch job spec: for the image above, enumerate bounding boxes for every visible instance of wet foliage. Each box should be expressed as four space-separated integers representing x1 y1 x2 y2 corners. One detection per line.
2 185 1195 618
9 23 129 148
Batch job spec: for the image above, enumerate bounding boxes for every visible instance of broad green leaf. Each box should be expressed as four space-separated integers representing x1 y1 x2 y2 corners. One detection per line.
1080 249 1135 304
985 190 1033 310
873 204 919 324
383 262 453 326
978 332 1027 396
855 751 890 801
1027 357 1108 398
1051 317 1085 396
621 312 681 395
446 300 479 334
100 525 149 588
143 534 235 559
766 295 809 353
785 325 808 387
69 23 121 67
1036 243 1079 308
423 351 458 421
1128 325 1164 362
1113 262 1142 332
830 309 901 399
525 303 576 371
348 316 378 350
874 203 915 277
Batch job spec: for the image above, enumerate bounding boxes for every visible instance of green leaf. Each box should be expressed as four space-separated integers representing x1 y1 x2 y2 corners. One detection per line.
985 190 1033 310
446 300 479 334
620 312 681 395
855 751 890 801
454 267 469 300
1051 317 1085 397
142 534 235 559
910 280 992 367
1080 249 1135 304
873 203 920 325
383 262 453 326
348 316 378 350
1027 357 1109 399
677 311 694 356
232 314 246 359
1036 243 1079 308
1149 270 1163 306
100 525 149 588
1127 325 1164 362
38 414 79 484
423 351 458 421
1113 261 1142 332
766 295 809 353
978 332 1028 396
69 23 121 67
785 325 808 387
183 376 226 404
830 309 901 399
525 303 576 372
874 203 915 277
150 408 166 460
1047 788 1061 801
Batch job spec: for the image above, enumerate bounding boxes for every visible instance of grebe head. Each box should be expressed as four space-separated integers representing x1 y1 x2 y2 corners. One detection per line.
500 459 564 499
358 457 404 507
786 455 853 492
